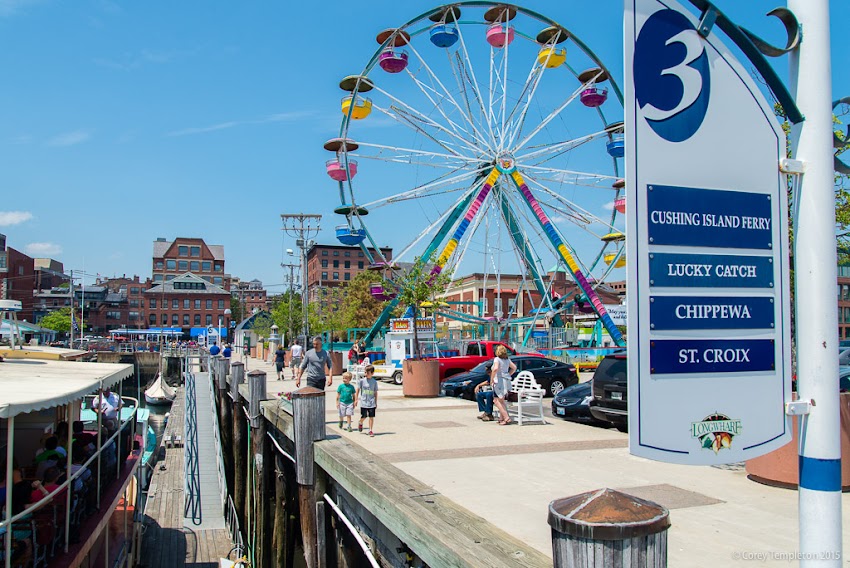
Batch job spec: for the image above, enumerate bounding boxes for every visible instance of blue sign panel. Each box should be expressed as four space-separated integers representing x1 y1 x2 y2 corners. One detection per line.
650 339 775 374
647 185 772 249
650 296 775 330
649 253 774 288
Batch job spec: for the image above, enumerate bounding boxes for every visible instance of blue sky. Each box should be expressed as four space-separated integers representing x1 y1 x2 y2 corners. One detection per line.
0 0 847 293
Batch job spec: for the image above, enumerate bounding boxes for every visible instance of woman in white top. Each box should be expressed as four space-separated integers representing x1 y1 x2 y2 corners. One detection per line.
490 345 517 425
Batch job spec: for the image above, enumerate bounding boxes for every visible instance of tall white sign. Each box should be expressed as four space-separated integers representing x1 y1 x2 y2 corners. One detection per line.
626 0 792 464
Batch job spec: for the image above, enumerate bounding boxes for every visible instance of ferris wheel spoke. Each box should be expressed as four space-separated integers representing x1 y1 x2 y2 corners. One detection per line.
353 141 479 164
403 39 495 154
371 102 477 158
521 170 618 236
348 152 477 172
360 167 489 209
520 164 619 183
512 71 603 153
403 69 494 152
517 129 609 163
454 20 498 147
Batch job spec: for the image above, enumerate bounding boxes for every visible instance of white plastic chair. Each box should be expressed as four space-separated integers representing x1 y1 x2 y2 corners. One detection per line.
510 371 546 425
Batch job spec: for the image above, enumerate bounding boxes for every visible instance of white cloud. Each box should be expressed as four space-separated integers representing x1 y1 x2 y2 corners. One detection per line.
167 111 316 137
25 242 62 256
47 130 91 147
0 211 33 226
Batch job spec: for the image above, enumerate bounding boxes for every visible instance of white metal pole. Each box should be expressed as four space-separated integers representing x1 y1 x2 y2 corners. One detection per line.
787 0 843 565
4 416 14 568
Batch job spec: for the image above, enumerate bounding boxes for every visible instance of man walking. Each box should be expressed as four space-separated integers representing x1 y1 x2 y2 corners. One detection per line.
296 336 332 390
290 339 303 369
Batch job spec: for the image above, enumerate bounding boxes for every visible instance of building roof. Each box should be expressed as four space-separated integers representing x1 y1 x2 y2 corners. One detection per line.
104 292 126 303
0 359 133 419
152 239 225 261
144 272 230 295
234 311 272 333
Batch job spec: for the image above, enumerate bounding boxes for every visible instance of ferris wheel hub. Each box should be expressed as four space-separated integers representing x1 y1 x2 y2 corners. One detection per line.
495 152 517 174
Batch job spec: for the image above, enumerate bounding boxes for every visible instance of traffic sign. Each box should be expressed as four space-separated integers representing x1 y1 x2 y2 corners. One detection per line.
626 0 792 465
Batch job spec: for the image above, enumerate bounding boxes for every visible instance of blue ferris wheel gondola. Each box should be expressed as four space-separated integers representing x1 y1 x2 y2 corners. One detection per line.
430 24 459 48
336 225 367 246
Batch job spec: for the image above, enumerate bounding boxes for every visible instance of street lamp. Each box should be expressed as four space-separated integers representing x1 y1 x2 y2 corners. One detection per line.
219 308 231 344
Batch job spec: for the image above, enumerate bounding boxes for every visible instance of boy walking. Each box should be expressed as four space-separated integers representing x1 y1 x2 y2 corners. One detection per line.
356 365 379 437
337 372 356 431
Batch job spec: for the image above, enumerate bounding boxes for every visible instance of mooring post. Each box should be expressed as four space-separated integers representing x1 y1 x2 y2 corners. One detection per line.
548 488 670 567
272 450 287 568
214 355 226 390
247 370 270 567
231 362 247 523
292 387 326 568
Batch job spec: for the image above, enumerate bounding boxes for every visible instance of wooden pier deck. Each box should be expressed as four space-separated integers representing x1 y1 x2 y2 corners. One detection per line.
141 384 235 567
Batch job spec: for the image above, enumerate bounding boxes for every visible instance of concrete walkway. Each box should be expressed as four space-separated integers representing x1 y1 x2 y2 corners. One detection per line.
239 352 850 567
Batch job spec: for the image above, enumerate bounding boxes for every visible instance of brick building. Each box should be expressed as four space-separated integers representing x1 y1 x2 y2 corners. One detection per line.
75 285 129 333
0 234 36 322
305 244 392 301
99 275 149 329
838 265 850 340
144 272 232 335
233 278 269 315
152 237 230 290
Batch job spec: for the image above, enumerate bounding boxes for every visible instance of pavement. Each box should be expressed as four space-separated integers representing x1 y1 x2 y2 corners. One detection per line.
237 352 850 567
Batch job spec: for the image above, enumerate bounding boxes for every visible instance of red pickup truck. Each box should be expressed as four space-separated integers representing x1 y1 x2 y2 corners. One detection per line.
436 341 542 381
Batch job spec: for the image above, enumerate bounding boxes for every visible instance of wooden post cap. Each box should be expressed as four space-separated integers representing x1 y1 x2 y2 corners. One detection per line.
291 386 325 399
548 488 670 541
231 361 244 368
247 369 266 377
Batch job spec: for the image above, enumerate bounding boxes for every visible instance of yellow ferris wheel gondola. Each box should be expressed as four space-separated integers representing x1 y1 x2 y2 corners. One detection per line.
601 231 625 243
604 252 626 268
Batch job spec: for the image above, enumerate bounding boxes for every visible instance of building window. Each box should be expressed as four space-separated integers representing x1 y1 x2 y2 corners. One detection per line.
358 252 364 257
166 260 176 270
482 298 489 316
153 274 163 282
183 314 190 325
344 261 350 269
333 260 339 268
194 314 201 325
358 261 364 269
149 314 156 325
194 299 201 309
155 261 164 269
344 251 351 257
206 314 213 325
178 261 188 271
129 299 139 308
172 299 179 309
129 311 140 321
321 260 328 268
206 300 213 309
322 251 328 256
508 298 517 314
333 251 339 256
106 311 121 320
166 274 175 281
149 299 157 309
218 300 225 309
213 277 223 286
130 287 140 295
202 261 211 271
183 299 190 309
190 246 200 257
162 313 169 325
178 245 189 256
190 261 200 271
321 272 328 280
333 272 339 280
214 263 222 272
172 314 179 325
344 273 351 281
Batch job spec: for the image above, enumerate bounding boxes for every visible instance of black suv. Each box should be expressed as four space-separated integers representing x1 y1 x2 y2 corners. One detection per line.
588 352 628 432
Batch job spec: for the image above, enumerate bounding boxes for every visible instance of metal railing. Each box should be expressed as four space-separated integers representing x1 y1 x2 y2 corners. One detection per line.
208 359 228 511
183 362 203 525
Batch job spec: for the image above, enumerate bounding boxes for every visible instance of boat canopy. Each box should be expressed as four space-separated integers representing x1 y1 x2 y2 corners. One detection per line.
0 359 133 419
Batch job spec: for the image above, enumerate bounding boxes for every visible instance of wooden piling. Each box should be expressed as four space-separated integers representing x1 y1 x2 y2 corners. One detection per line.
292 387 326 568
247 370 271 567
231 362 247 523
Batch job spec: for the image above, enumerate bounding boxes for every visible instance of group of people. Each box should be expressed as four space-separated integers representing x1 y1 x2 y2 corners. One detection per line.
208 342 233 358
473 345 515 425
273 340 303 380
1 406 126 564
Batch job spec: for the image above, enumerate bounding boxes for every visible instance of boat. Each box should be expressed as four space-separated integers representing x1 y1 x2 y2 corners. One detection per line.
144 373 176 405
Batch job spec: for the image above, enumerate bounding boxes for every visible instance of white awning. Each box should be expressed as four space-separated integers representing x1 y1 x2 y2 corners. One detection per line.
0 359 134 419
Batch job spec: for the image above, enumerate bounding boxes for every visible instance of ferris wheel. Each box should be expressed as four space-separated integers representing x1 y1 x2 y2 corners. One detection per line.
323 2 627 346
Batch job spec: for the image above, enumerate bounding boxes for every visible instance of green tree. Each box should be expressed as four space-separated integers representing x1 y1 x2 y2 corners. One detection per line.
312 287 351 350
250 312 275 341
390 253 451 358
39 308 73 333
270 292 306 343
229 297 243 325
343 271 390 330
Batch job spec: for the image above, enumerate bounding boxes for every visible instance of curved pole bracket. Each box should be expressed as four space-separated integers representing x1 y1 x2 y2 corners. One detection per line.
685 0 804 124
834 97 850 175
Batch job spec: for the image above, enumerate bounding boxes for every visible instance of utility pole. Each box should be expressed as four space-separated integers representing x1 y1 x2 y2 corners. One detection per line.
280 261 299 344
281 214 321 340
788 0 843 564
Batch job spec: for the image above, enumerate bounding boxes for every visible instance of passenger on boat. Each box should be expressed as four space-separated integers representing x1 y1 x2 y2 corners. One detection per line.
69 449 92 493
30 467 65 505
90 388 121 432
72 421 97 457
34 437 64 479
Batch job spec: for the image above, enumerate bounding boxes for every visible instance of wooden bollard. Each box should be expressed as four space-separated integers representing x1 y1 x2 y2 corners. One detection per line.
292 387 326 568
231 362 248 523
214 355 227 390
247 370 270 567
548 488 670 568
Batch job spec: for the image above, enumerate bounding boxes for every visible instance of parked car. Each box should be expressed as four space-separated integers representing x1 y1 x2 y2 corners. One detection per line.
839 367 850 392
435 340 543 381
588 351 628 432
440 355 578 399
551 381 609 424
